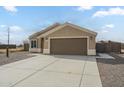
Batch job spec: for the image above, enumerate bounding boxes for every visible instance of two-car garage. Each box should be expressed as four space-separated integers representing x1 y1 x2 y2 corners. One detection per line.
50 38 87 55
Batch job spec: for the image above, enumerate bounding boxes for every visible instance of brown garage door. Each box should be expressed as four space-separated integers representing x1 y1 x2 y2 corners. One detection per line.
50 38 87 55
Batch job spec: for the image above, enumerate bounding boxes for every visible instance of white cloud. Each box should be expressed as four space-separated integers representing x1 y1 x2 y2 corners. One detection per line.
104 24 114 28
0 25 26 44
93 7 124 17
0 25 22 31
77 6 93 11
101 30 109 33
0 25 6 28
100 24 114 33
10 26 23 32
3 6 18 13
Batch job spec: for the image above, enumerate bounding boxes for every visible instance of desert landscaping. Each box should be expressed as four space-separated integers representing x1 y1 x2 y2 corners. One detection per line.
0 51 35 66
97 53 124 87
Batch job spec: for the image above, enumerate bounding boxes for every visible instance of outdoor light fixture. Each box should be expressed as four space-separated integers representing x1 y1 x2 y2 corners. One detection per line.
45 37 48 40
90 36 93 40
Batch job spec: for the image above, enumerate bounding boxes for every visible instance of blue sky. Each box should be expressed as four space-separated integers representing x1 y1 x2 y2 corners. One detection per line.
0 6 124 45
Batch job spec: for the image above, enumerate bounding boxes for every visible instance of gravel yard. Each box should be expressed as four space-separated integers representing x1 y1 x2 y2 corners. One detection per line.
97 53 124 87
0 51 35 66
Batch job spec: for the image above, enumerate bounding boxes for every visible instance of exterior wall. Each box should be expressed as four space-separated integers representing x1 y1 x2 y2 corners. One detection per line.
43 39 49 54
29 38 42 53
121 49 124 53
44 39 48 49
88 36 96 55
88 49 96 55
29 48 41 53
37 38 41 48
89 36 96 49
48 26 83 37
43 26 96 55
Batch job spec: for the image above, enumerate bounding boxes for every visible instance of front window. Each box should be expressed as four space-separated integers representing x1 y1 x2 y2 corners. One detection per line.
31 40 37 48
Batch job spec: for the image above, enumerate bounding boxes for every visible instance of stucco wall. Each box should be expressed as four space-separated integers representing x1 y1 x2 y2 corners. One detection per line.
43 26 96 50
44 40 48 49
37 39 40 48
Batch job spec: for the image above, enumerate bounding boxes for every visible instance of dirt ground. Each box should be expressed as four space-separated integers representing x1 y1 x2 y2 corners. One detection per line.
97 53 124 87
0 47 24 53
0 51 35 66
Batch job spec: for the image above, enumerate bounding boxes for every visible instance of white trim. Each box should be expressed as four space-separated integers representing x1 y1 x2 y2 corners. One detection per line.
29 48 41 53
88 49 96 55
49 36 88 39
37 23 97 38
30 39 36 48
43 49 50 54
48 36 89 55
30 39 37 48
121 49 124 53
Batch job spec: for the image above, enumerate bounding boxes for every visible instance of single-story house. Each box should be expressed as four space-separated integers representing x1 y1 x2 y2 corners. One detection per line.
29 22 97 55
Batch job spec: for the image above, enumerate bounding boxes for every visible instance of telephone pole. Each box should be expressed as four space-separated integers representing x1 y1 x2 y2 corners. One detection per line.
6 27 10 57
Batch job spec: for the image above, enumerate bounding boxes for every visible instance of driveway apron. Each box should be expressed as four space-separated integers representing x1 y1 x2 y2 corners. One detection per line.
0 54 102 87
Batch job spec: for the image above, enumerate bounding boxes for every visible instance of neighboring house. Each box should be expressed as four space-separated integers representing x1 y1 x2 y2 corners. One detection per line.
29 22 97 55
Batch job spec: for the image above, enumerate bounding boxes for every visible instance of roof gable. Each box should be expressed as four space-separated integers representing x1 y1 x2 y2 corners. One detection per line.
29 23 60 39
29 22 97 39
64 23 97 35
37 23 97 38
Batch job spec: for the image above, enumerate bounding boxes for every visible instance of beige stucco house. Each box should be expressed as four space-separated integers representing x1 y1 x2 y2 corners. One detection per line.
29 22 97 55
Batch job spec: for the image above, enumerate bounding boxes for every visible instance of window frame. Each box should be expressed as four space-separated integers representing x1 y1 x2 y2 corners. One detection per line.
31 39 37 48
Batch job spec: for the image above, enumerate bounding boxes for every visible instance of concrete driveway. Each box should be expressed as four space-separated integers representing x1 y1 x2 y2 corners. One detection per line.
0 54 102 87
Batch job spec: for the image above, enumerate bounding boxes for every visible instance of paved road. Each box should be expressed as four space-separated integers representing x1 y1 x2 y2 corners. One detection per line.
0 54 102 87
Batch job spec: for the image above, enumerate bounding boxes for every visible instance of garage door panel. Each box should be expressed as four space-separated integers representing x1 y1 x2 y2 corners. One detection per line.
50 38 87 55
